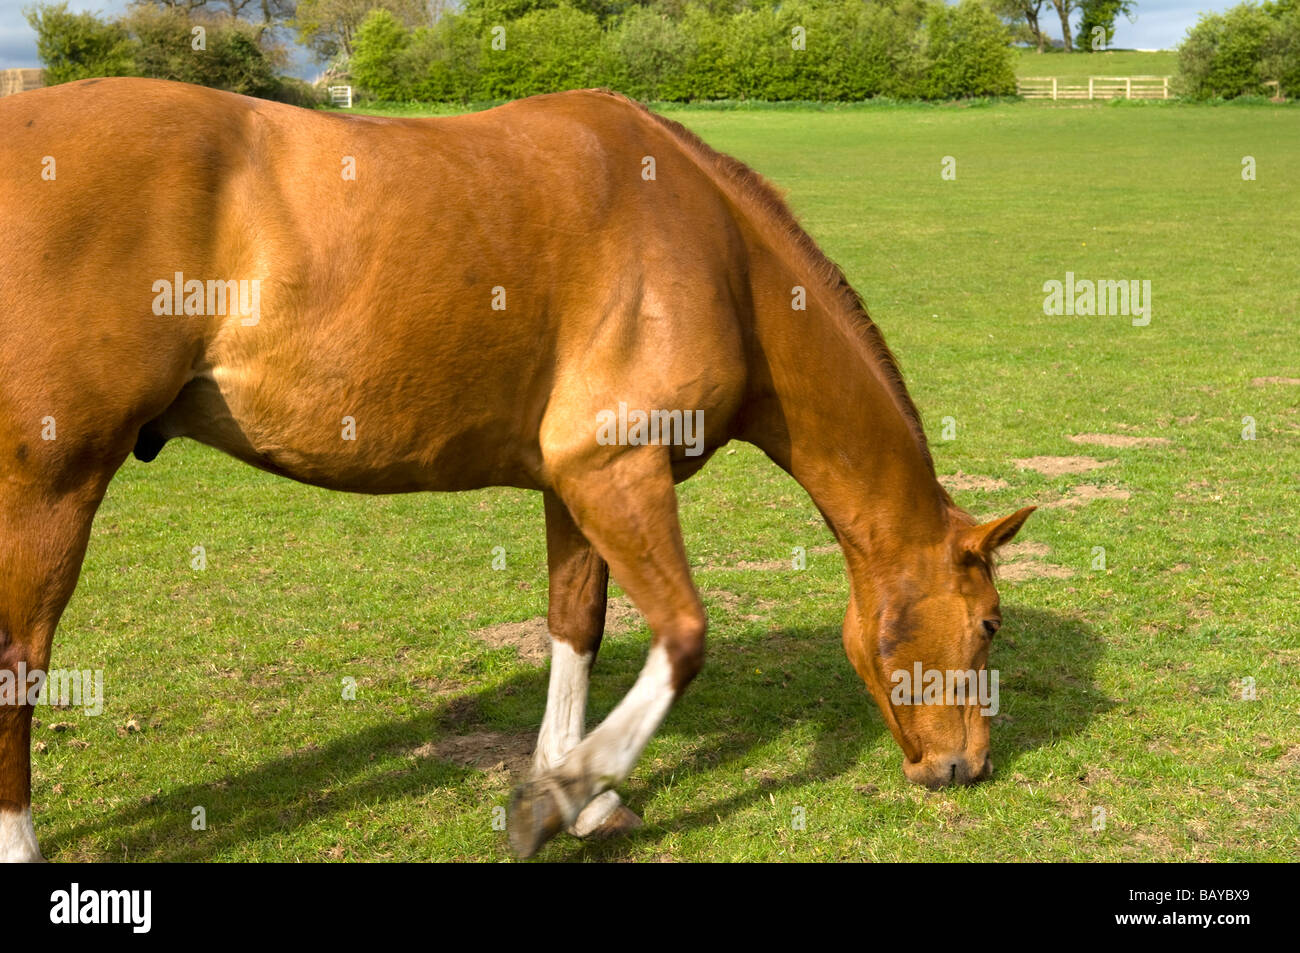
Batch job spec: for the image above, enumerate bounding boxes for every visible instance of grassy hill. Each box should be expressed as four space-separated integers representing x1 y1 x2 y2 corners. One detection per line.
1016 48 1179 79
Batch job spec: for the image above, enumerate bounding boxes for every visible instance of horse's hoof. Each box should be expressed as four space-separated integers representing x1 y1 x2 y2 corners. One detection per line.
580 803 643 840
507 782 566 859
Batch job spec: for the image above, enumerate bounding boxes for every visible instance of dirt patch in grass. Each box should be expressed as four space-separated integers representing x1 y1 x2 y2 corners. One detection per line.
1067 433 1171 449
1251 376 1300 386
472 596 643 663
1040 485 1132 509
416 731 535 775
605 596 642 633
473 617 551 663
1013 456 1113 476
732 557 798 571
941 472 1010 492
707 544 836 572
996 542 1074 581
1275 745 1300 771
473 589 770 663
1001 541 1051 559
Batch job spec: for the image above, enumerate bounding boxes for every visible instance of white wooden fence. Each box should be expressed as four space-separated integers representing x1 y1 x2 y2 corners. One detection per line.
0 69 44 97
1018 76 1171 101
328 85 353 108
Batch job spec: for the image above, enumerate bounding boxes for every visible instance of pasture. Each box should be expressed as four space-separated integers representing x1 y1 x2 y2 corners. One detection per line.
34 99 1298 861
1013 48 1178 80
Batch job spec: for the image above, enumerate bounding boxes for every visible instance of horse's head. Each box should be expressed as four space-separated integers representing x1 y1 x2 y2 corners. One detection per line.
842 505 1035 789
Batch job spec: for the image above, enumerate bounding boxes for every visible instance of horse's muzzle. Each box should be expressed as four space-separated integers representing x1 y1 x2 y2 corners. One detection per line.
903 752 993 789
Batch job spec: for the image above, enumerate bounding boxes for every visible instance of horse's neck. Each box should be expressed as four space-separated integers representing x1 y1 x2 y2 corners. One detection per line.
740 262 948 558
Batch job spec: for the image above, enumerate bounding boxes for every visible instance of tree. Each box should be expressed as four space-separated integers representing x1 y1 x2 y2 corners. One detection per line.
143 0 214 13
349 7 410 97
1260 0 1300 95
989 0 1050 52
1048 0 1075 51
1075 0 1135 51
129 0 297 30
292 0 422 58
24 2 136 83
459 0 634 24
1177 1 1300 98
123 4 287 95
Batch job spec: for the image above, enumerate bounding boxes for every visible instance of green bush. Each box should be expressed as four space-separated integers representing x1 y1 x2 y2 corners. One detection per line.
25 0 1027 104
1177 2 1300 99
272 76 328 107
24 2 135 84
351 8 413 99
1260 3 1300 96
26 2 286 98
478 6 605 99
125 8 283 98
607 7 694 101
406 17 483 103
809 1 929 99
922 0 1017 99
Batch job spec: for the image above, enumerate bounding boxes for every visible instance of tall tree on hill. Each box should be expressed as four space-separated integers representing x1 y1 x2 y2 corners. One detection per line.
990 0 1050 52
1049 0 1076 51
1075 0 1137 51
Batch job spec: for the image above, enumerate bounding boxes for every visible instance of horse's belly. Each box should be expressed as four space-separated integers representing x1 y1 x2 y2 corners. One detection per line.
156 359 545 494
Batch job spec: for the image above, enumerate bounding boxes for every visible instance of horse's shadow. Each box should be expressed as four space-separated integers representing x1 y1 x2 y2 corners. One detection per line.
49 605 1108 861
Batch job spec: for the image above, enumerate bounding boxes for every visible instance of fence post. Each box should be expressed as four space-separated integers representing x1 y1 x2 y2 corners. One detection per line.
1163 76 1168 100
1125 77 1132 99
1052 77 1058 101
1089 77 1094 100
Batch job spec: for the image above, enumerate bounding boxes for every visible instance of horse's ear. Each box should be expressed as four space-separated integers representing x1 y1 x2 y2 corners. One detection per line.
961 506 1036 559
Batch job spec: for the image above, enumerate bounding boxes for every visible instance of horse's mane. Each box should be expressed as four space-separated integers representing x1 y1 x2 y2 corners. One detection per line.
605 91 938 479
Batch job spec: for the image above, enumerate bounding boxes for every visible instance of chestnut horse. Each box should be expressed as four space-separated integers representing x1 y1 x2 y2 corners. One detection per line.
0 79 1033 861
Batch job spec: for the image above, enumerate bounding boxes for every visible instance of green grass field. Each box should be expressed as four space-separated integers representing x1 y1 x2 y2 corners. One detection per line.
1014 48 1179 79
34 100 1299 862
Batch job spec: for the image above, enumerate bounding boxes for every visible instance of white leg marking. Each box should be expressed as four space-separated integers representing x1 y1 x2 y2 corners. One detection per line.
534 640 592 774
561 644 676 799
0 805 43 863
535 639 632 836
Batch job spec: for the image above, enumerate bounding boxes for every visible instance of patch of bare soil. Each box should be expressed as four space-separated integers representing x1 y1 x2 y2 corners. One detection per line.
473 617 550 663
471 596 645 664
1001 541 1050 559
731 558 794 571
941 472 1010 492
996 540 1073 581
702 543 832 572
705 589 775 620
1013 456 1113 476
1040 485 1132 509
415 731 535 776
997 561 1074 581
715 543 836 572
475 587 775 663
1251 376 1300 386
604 596 642 634
1067 433 1171 449
1275 745 1300 771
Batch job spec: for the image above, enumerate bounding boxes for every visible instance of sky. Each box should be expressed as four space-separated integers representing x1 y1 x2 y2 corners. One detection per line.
0 1 1246 76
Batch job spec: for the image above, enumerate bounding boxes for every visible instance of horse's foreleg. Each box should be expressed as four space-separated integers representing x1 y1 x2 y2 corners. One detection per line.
534 492 643 839
0 478 113 862
509 450 706 858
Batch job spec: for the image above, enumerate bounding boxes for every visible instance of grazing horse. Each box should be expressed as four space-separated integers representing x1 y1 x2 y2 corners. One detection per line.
0 79 1033 862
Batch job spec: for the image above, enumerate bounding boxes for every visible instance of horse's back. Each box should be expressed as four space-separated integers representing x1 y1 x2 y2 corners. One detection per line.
1 80 748 493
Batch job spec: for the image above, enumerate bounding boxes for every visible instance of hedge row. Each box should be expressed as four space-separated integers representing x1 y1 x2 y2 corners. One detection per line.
25 3 321 105
1176 1 1300 99
350 0 1018 103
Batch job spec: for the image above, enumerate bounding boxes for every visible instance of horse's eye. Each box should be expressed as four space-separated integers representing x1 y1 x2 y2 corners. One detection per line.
982 619 1001 638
